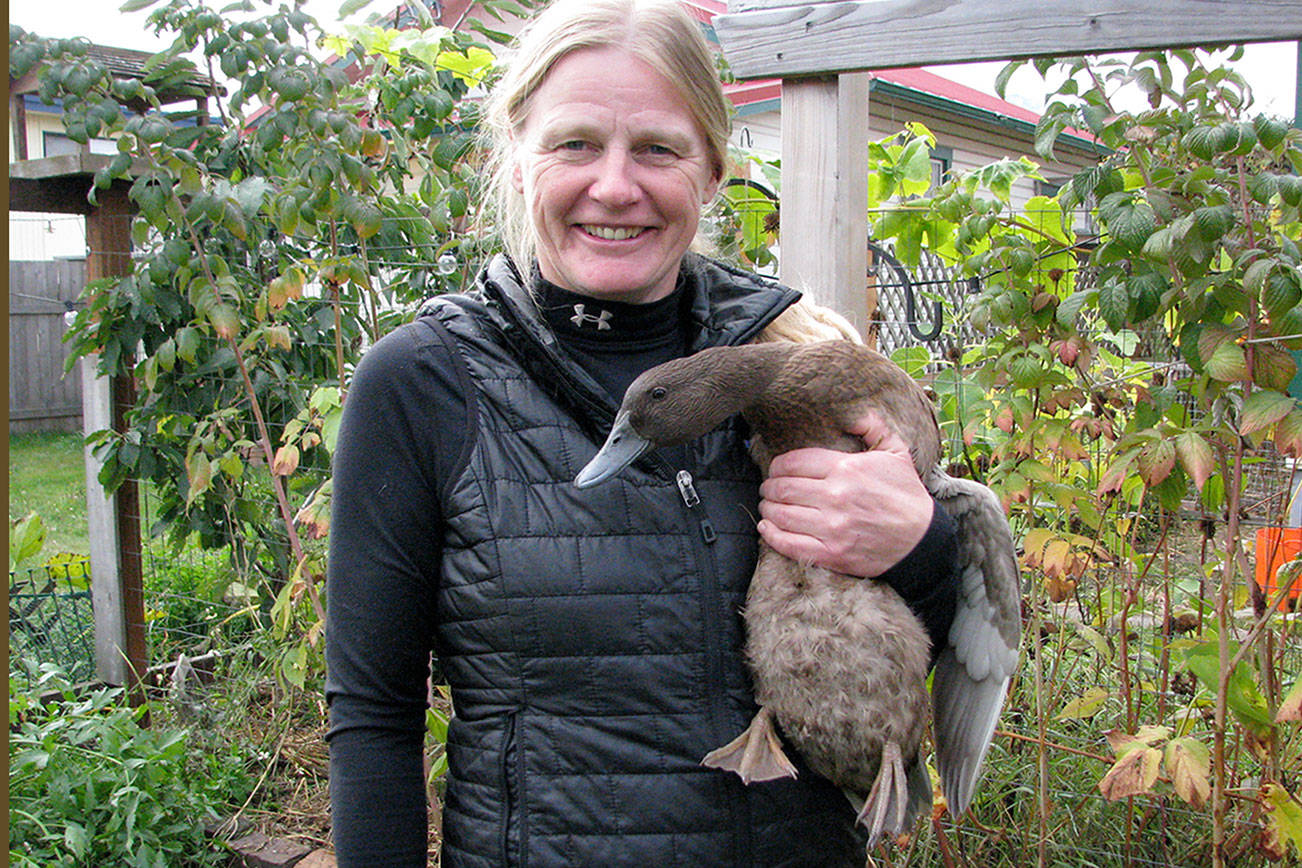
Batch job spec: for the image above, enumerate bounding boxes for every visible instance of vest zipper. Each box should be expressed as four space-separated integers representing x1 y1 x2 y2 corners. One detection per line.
675 470 718 544
668 459 746 860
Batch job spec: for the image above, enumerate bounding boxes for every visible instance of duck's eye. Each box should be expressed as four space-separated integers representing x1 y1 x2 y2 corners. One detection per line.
650 387 667 400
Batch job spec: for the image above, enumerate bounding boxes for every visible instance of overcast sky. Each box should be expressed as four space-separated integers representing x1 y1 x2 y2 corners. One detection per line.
10 0 1298 120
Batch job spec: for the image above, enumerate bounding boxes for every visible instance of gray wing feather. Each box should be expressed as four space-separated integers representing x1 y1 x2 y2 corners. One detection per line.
925 471 1021 818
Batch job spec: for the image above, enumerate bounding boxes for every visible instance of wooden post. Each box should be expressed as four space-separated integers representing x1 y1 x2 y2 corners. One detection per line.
778 73 871 335
82 355 127 685
83 184 147 703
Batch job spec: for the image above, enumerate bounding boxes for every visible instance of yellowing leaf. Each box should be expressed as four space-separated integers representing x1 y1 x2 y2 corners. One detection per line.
264 325 292 352
1175 432 1214 491
1056 686 1108 720
1137 438 1176 486
1261 784 1302 861
1098 745 1162 801
1276 409 1302 458
208 302 240 340
1205 341 1249 382
1278 678 1302 723
1239 390 1295 437
185 451 212 508
1164 738 1210 808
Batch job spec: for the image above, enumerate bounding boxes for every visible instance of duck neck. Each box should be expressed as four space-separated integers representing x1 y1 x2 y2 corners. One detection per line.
712 343 790 414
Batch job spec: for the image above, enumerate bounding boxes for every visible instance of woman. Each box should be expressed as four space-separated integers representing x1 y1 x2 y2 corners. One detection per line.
325 1 959 864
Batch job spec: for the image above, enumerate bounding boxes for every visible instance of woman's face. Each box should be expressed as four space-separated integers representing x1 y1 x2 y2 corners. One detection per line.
512 46 720 304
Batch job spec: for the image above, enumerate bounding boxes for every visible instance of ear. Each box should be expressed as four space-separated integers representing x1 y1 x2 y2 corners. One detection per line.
701 170 720 205
510 158 525 194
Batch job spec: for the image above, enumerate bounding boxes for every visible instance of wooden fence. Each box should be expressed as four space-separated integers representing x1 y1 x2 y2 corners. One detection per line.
9 259 86 433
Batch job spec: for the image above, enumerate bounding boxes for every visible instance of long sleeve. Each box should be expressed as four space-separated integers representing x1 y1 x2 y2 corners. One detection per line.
325 319 473 866
876 501 960 666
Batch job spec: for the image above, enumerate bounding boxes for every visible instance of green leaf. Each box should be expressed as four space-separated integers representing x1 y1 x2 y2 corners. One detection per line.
1253 113 1289 149
1263 268 1301 318
9 512 47 570
1239 390 1295 436
1098 280 1129 331
1182 125 1219 161
1204 341 1248 382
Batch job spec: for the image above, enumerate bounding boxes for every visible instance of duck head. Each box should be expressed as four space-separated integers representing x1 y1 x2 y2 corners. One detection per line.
574 346 786 488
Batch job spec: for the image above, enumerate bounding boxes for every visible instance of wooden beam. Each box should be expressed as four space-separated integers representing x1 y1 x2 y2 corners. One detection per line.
778 74 872 335
83 355 128 686
717 0 1302 78
83 183 148 704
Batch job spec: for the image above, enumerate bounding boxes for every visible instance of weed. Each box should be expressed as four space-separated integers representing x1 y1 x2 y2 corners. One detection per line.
8 658 254 867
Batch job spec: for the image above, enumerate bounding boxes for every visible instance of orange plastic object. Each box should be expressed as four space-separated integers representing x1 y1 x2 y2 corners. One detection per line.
1255 527 1302 612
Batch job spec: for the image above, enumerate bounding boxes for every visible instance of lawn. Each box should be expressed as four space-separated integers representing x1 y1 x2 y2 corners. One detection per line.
8 430 91 555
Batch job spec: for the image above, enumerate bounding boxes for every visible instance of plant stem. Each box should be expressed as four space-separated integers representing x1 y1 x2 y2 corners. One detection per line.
227 336 327 626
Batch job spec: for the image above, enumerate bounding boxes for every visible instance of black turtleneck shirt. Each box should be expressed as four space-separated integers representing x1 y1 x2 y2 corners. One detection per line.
325 275 959 866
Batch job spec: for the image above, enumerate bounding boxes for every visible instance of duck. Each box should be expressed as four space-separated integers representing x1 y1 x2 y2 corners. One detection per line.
574 339 1020 846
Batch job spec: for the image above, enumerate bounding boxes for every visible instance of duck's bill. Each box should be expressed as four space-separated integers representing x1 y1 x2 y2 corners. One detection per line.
574 412 653 488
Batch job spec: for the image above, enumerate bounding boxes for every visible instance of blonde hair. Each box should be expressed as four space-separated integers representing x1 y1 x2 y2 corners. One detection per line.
754 296 865 345
481 0 732 270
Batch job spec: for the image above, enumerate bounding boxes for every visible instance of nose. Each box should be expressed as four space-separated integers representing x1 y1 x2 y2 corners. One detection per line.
587 148 641 207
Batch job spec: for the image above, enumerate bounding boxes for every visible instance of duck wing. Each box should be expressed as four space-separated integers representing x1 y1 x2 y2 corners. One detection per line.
924 471 1021 819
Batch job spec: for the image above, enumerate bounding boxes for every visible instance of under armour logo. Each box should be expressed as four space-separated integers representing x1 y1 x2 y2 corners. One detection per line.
570 304 612 330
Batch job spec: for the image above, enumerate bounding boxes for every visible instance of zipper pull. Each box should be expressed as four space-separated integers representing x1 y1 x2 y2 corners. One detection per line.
676 470 701 507
676 470 717 544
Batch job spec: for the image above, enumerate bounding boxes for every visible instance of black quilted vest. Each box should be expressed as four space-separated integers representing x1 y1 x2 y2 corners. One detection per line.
424 255 862 867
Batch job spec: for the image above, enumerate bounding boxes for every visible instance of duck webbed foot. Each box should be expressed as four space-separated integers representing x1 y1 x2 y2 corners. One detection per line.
701 706 799 784
854 740 929 847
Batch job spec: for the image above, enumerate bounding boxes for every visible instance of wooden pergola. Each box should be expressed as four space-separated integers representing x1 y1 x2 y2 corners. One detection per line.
712 0 1302 336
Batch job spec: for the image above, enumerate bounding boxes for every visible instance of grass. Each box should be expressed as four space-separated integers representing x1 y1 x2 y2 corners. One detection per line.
8 430 91 555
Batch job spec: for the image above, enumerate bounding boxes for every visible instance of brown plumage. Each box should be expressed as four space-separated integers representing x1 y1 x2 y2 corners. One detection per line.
575 340 1021 845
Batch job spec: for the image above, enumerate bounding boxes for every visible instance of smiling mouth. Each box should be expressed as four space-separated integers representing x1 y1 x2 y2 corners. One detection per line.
581 225 646 241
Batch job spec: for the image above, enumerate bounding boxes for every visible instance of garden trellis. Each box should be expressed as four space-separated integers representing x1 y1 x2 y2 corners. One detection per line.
712 0 1302 332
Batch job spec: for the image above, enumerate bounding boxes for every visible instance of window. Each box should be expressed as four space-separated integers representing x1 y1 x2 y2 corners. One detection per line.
929 146 953 190
42 131 117 157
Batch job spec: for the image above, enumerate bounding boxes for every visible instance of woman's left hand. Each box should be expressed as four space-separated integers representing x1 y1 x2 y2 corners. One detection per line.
756 412 933 578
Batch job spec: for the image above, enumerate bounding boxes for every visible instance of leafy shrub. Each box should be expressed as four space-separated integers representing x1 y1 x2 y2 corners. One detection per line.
8 660 250 867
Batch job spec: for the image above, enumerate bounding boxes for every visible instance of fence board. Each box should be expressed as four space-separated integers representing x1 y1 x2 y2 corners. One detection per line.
9 259 86 433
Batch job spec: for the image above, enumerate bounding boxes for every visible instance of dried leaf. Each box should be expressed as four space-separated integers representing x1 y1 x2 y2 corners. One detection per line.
272 444 300 477
1044 575 1079 603
1273 409 1302 458
1098 745 1162 801
1164 737 1210 808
